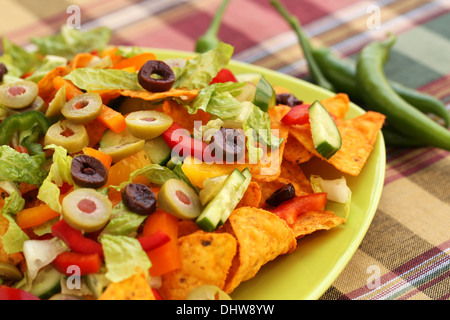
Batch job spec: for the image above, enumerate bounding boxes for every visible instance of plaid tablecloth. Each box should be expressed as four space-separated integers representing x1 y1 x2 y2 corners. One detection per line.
1 0 449 300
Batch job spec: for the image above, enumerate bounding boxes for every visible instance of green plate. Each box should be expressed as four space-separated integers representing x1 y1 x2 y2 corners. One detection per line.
151 48 386 300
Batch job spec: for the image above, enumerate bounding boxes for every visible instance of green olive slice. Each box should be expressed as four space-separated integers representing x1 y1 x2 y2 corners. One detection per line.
157 179 202 220
0 262 23 282
0 80 39 109
46 86 66 117
98 128 145 163
6 96 46 115
62 93 103 124
62 188 112 232
44 120 89 154
125 110 173 140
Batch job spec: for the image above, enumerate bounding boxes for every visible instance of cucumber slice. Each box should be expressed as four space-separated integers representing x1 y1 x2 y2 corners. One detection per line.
235 73 276 112
144 136 172 166
219 168 252 225
29 265 62 300
308 100 342 159
195 169 246 231
199 174 228 206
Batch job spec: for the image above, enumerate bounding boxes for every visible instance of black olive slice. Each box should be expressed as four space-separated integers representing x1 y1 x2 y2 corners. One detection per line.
122 183 157 216
265 183 296 207
275 93 302 107
71 154 108 189
138 60 175 93
209 128 245 162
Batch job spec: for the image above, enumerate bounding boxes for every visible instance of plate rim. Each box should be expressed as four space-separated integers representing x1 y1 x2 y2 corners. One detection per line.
148 47 386 299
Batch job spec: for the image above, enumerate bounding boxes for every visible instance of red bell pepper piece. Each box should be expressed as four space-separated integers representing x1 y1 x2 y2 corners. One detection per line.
51 219 104 259
152 288 164 300
281 103 338 126
0 286 40 300
281 104 311 125
52 252 102 276
271 193 328 225
210 68 237 84
137 230 171 252
162 123 210 161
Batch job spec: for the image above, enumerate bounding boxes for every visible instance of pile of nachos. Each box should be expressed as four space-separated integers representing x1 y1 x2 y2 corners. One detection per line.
0 27 384 300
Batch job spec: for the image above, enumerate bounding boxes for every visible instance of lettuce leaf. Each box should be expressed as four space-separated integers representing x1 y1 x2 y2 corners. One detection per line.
100 201 147 237
101 234 151 283
189 84 282 148
173 42 234 89
1 189 28 254
30 26 111 59
23 238 68 280
1 38 40 77
0 145 47 186
64 68 142 91
26 55 67 83
37 145 73 213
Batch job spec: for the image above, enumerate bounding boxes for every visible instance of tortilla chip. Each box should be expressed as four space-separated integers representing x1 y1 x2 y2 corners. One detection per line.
178 220 201 237
159 231 237 300
283 133 314 165
236 181 261 208
289 111 385 176
37 66 67 104
98 270 156 300
221 207 296 293
257 160 312 207
120 88 199 103
319 93 350 120
290 210 346 239
162 99 210 134
66 53 96 72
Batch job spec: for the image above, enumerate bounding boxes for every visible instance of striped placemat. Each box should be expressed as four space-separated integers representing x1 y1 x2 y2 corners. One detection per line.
1 0 449 300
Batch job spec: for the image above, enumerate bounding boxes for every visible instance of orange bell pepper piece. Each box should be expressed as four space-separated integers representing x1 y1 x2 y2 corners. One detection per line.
53 76 83 100
142 208 182 276
83 119 108 148
97 104 127 133
82 147 112 170
112 52 156 71
106 150 151 187
16 204 60 229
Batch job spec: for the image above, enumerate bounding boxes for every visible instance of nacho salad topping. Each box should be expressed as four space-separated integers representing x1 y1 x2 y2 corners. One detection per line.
0 26 384 300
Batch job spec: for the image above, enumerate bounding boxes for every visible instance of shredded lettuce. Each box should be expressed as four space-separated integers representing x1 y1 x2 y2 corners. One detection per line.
0 145 47 186
173 42 234 89
310 175 352 218
37 145 73 213
64 68 142 91
101 234 151 283
30 25 111 59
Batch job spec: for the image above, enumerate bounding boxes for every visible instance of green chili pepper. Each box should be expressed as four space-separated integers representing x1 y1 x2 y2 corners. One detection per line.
356 34 450 151
195 0 231 53
270 0 335 92
312 47 450 127
0 110 50 156
382 126 426 148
